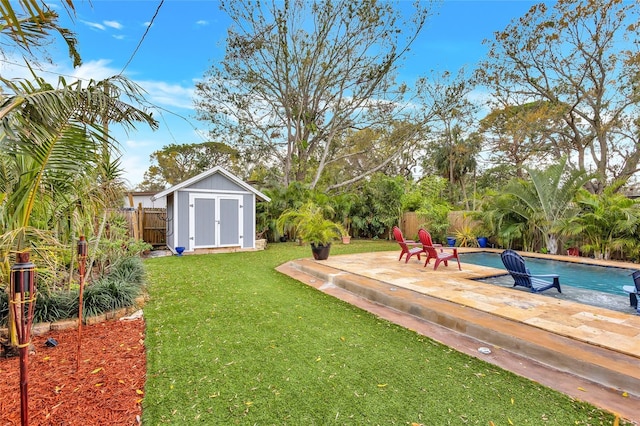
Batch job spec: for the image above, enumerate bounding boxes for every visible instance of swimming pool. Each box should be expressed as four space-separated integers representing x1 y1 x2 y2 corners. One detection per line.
459 251 636 296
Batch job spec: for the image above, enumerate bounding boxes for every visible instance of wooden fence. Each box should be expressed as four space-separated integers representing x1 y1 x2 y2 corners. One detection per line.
401 211 474 240
119 206 167 247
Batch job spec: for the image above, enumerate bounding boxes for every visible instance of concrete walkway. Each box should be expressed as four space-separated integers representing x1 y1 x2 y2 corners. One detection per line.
277 250 640 424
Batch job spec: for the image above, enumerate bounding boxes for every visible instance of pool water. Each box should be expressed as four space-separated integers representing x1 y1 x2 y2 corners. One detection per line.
459 251 635 297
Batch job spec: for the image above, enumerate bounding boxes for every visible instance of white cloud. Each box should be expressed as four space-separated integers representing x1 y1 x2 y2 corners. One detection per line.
104 20 123 30
196 20 209 26
113 35 126 40
120 153 149 187
81 20 106 31
138 80 195 110
69 59 120 81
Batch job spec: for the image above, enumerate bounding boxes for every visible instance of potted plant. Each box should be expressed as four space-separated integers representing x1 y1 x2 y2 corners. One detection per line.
277 202 346 260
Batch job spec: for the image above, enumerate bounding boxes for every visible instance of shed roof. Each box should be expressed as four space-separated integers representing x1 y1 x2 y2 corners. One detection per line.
151 166 271 202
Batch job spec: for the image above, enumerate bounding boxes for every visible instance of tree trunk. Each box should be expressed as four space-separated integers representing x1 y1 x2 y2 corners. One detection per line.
547 234 559 255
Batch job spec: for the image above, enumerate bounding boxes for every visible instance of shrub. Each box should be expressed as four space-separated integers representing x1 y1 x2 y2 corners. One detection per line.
82 278 140 318
33 288 76 324
0 257 146 328
108 256 146 286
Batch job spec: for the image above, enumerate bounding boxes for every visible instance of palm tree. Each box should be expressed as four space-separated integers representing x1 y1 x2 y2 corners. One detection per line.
0 74 157 251
500 158 591 254
559 181 640 260
1 0 81 66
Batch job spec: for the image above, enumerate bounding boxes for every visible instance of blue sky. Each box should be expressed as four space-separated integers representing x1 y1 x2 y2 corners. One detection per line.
3 0 537 187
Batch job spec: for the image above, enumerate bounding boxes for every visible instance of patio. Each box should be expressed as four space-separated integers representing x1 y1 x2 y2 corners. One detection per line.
277 250 640 423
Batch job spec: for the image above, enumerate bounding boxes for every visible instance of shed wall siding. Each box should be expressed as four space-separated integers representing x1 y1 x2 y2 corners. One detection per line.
190 173 245 192
166 193 175 249
178 191 190 249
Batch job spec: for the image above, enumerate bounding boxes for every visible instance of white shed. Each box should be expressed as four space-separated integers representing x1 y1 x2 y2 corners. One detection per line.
152 166 270 254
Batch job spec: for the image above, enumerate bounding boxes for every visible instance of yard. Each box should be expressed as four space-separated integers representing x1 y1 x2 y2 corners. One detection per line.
142 241 626 425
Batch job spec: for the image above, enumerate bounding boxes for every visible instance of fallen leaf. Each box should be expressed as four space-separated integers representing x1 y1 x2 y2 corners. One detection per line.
377 384 387 388
622 392 628 397
577 387 586 392
95 383 104 387
508 418 513 425
510 397 514 405
91 367 103 374
136 389 144 395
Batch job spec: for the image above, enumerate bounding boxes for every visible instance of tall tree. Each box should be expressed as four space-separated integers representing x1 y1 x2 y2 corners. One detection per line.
194 0 430 188
416 69 478 204
426 128 481 210
138 141 241 191
317 121 425 191
479 101 565 178
478 0 640 193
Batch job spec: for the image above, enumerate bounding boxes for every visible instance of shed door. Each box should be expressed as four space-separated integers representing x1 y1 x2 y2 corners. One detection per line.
189 194 243 249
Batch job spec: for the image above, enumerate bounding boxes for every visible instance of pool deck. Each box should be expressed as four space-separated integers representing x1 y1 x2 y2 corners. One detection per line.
277 249 640 424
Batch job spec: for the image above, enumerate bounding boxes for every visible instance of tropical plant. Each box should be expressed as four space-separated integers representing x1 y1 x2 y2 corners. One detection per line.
277 202 346 247
256 182 312 242
331 193 359 237
0 0 81 67
364 173 405 239
559 181 640 260
453 219 479 248
500 158 591 254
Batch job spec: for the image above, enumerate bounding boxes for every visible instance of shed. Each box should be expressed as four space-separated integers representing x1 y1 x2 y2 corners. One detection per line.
152 166 270 254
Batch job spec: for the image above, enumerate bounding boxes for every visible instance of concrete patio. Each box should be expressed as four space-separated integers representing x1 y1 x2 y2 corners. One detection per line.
277 250 640 424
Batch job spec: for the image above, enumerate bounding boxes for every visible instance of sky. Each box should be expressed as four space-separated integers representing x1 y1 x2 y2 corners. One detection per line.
1 0 538 188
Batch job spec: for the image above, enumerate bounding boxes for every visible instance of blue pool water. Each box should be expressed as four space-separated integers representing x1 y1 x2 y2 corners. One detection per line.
460 251 636 297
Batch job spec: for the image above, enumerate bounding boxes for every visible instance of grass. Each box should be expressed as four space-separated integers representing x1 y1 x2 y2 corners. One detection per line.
142 240 628 425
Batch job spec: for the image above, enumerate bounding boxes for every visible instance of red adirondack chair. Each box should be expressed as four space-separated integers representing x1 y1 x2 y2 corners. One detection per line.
392 226 423 263
418 228 461 271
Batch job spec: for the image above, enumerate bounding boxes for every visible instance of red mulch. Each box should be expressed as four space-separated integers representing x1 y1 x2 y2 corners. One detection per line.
0 318 145 426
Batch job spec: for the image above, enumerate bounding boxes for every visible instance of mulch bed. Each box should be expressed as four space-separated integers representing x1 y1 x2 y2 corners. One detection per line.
0 318 145 425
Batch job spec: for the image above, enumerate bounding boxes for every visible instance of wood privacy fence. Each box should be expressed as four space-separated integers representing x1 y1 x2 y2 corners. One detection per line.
118 206 167 247
401 211 471 240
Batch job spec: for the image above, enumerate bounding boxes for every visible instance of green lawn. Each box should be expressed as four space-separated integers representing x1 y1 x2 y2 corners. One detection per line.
142 241 626 425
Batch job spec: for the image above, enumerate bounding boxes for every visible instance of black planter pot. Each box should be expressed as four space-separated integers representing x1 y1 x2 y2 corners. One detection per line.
311 243 331 260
